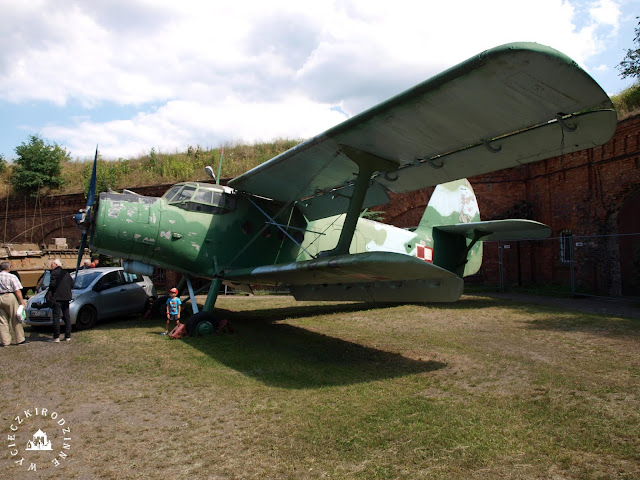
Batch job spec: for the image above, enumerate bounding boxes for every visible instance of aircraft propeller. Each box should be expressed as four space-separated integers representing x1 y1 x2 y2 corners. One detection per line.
72 146 99 283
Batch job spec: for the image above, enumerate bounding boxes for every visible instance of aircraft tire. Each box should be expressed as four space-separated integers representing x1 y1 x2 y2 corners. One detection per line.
186 311 217 336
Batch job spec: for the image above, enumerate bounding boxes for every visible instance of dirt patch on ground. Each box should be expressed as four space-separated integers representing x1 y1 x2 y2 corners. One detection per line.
1 295 639 479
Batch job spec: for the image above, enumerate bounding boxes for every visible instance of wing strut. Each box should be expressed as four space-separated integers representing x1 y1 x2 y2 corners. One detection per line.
455 229 492 274
321 145 396 257
245 196 316 258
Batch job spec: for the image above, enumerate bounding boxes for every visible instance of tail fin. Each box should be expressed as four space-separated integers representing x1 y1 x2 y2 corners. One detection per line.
417 179 481 230
415 179 482 277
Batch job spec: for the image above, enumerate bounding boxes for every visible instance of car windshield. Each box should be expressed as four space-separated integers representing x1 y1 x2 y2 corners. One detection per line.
71 271 101 290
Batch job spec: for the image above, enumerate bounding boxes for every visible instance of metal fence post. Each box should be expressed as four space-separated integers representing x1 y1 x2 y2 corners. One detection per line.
569 233 575 296
498 240 504 293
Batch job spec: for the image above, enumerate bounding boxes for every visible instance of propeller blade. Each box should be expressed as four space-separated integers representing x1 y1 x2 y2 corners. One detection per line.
73 232 88 287
72 145 99 287
86 145 98 207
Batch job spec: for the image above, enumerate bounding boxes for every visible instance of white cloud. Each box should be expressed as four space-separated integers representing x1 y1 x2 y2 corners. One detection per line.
589 0 621 31
0 0 629 159
42 98 347 158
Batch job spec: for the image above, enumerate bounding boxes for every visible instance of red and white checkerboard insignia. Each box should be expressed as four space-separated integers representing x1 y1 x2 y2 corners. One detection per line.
416 245 433 263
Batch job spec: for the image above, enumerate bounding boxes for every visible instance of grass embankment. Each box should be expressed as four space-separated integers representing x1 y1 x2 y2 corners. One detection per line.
2 295 639 479
611 82 640 119
0 139 301 198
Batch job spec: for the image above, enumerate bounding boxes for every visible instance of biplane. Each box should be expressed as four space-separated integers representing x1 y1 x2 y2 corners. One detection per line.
74 42 616 335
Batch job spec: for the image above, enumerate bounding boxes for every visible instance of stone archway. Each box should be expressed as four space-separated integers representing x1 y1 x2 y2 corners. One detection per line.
619 189 640 296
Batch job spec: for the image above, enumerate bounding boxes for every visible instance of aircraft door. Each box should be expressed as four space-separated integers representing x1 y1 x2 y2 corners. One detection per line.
130 203 161 262
155 209 200 264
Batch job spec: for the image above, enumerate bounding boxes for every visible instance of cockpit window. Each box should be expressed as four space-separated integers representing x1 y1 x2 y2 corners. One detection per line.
162 185 182 202
172 186 196 202
193 189 213 204
165 184 236 214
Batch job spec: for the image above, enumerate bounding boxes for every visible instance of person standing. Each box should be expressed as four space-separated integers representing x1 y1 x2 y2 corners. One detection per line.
0 261 27 346
163 288 181 335
90 258 99 268
48 259 73 343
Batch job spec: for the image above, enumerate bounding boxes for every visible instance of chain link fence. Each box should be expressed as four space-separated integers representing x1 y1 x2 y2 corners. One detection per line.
470 233 640 300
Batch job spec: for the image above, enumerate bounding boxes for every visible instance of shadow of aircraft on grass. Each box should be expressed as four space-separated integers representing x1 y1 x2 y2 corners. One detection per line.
187 304 446 389
96 301 447 389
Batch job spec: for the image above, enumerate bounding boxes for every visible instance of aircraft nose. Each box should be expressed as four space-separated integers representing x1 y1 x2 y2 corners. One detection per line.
90 191 161 261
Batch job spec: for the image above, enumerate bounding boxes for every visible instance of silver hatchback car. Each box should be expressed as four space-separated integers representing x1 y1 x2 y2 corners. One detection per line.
26 267 156 330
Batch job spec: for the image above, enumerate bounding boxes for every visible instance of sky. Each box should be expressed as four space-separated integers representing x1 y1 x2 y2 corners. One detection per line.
0 0 637 162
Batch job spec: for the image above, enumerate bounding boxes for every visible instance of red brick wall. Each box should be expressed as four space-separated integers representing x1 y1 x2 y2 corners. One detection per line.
381 115 640 296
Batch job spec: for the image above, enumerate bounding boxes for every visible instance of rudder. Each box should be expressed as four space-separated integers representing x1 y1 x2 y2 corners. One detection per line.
416 179 483 277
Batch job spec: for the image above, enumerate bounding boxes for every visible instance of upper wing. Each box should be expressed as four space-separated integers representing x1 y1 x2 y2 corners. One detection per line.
228 42 616 220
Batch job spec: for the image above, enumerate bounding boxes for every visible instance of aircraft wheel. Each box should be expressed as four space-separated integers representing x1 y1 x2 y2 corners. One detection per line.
75 306 97 330
186 311 217 336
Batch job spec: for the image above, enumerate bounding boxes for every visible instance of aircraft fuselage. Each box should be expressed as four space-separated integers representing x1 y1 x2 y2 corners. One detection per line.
91 183 307 277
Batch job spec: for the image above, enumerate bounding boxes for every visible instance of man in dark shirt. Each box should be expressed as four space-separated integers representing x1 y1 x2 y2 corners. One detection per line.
48 259 73 342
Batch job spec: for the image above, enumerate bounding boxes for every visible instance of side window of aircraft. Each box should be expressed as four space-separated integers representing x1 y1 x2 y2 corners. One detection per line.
193 189 213 204
220 192 236 211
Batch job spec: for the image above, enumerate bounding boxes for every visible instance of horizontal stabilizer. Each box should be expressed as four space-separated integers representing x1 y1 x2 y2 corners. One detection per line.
435 219 551 241
223 251 460 286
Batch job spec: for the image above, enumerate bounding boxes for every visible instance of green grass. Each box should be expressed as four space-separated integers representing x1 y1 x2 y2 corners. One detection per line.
2 295 639 479
611 82 640 120
0 138 302 198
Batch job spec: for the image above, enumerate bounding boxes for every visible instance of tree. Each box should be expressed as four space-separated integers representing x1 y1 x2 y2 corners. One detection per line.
12 135 69 196
0 153 6 175
618 17 640 80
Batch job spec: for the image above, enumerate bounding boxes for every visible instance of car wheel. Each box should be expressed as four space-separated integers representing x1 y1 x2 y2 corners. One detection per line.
151 295 169 319
186 311 217 336
75 306 97 330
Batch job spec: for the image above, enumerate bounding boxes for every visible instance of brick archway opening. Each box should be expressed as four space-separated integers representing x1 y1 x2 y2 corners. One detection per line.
619 189 640 296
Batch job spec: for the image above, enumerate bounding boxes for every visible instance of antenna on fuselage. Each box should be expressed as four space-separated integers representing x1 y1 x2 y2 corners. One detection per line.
216 147 224 185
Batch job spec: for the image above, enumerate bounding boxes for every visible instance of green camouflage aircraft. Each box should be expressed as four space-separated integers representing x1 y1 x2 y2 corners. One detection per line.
75 43 616 335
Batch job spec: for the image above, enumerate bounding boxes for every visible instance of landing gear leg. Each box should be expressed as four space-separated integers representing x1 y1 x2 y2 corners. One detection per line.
185 277 223 336
203 277 222 313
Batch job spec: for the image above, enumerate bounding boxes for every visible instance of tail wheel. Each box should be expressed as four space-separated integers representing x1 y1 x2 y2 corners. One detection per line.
75 306 97 330
186 311 217 336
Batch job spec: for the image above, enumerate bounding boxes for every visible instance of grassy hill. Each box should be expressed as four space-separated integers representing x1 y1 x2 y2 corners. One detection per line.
0 138 301 198
611 81 640 119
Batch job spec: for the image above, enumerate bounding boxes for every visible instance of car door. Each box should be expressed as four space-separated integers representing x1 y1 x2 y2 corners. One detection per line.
120 272 149 314
93 271 128 319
